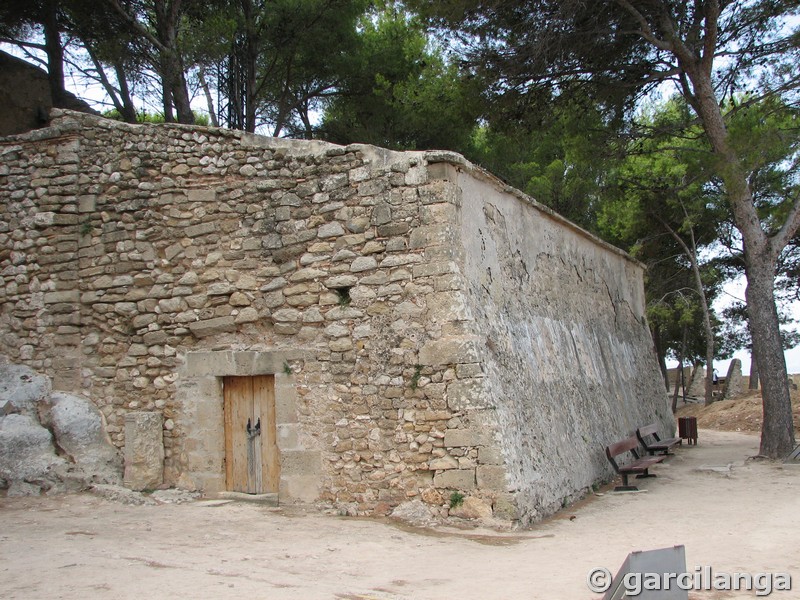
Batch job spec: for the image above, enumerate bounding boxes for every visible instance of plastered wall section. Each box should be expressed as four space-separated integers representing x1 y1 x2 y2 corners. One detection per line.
444 163 673 523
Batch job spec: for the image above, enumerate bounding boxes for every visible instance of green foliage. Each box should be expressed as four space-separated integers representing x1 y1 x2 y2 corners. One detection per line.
319 3 480 151
409 364 423 390
448 491 464 508
103 109 209 126
334 287 352 307
719 301 799 360
595 96 730 368
465 98 612 230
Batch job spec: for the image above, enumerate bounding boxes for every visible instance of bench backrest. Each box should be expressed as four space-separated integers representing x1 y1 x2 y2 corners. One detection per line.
637 423 659 438
606 436 640 459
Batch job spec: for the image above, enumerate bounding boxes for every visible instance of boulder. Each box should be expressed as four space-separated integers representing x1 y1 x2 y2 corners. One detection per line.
389 499 439 527
0 362 52 416
39 392 122 485
449 496 494 520
0 413 66 494
0 49 97 136
0 360 124 495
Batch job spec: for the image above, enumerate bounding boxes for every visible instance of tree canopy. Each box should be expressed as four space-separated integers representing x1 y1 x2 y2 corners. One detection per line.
3 0 799 456
410 0 800 457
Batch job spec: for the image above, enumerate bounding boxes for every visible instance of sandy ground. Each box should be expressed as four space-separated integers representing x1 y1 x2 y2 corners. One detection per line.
1 429 799 600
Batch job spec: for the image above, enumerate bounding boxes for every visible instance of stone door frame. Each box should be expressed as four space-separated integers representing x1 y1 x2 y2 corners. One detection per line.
175 350 320 502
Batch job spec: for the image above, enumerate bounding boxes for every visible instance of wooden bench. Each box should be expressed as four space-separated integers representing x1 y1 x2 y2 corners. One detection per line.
636 423 682 455
605 436 666 491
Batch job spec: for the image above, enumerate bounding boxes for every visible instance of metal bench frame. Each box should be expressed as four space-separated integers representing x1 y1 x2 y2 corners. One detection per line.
636 423 682 455
605 436 665 491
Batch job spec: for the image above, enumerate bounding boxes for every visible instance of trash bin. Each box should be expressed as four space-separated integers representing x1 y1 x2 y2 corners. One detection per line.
678 416 698 445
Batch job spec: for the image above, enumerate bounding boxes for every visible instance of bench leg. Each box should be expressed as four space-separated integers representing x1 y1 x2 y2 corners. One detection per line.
635 469 657 479
613 473 639 492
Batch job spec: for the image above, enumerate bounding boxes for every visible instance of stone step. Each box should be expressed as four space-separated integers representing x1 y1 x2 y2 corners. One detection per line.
217 491 279 506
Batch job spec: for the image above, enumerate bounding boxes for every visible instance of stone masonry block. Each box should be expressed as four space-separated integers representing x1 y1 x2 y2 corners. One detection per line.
433 469 475 490
492 493 519 521
446 379 489 411
412 261 459 278
476 465 508 491
124 412 164 491
478 446 504 465
43 291 80 304
429 455 458 470
409 225 453 250
188 316 236 338
427 291 471 324
280 475 319 503
187 189 217 202
78 196 96 212
426 162 458 182
444 429 485 447
280 450 321 477
276 424 300 451
185 222 216 238
418 336 480 366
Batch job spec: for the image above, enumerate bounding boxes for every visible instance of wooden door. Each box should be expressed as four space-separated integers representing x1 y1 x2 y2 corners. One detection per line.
223 375 280 494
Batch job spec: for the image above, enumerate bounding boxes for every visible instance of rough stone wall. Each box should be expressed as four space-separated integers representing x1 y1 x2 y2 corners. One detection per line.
0 109 669 522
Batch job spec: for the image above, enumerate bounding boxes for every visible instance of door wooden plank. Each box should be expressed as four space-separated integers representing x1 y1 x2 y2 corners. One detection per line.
254 374 280 493
223 377 234 491
247 375 261 495
223 376 254 493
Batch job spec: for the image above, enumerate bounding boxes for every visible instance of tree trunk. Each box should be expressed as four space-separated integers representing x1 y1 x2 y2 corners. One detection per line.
745 263 795 457
223 53 244 129
652 326 670 391
240 0 259 133
671 366 681 414
683 62 795 458
699 280 715 407
198 67 219 127
101 0 193 124
42 0 67 107
160 49 194 124
154 1 194 125
84 44 138 124
162 83 175 123
113 61 138 124
659 218 716 405
672 324 688 413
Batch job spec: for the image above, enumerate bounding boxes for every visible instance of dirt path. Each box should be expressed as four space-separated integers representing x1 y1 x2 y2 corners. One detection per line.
1 429 798 599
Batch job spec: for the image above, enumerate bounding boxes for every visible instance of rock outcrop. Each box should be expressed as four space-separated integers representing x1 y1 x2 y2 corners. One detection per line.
0 359 122 495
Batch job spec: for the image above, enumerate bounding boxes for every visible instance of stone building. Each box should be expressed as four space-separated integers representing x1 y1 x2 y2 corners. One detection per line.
0 109 671 523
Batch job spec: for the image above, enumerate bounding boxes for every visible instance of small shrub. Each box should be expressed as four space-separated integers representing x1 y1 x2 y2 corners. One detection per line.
449 491 465 509
334 287 351 307
409 365 423 390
